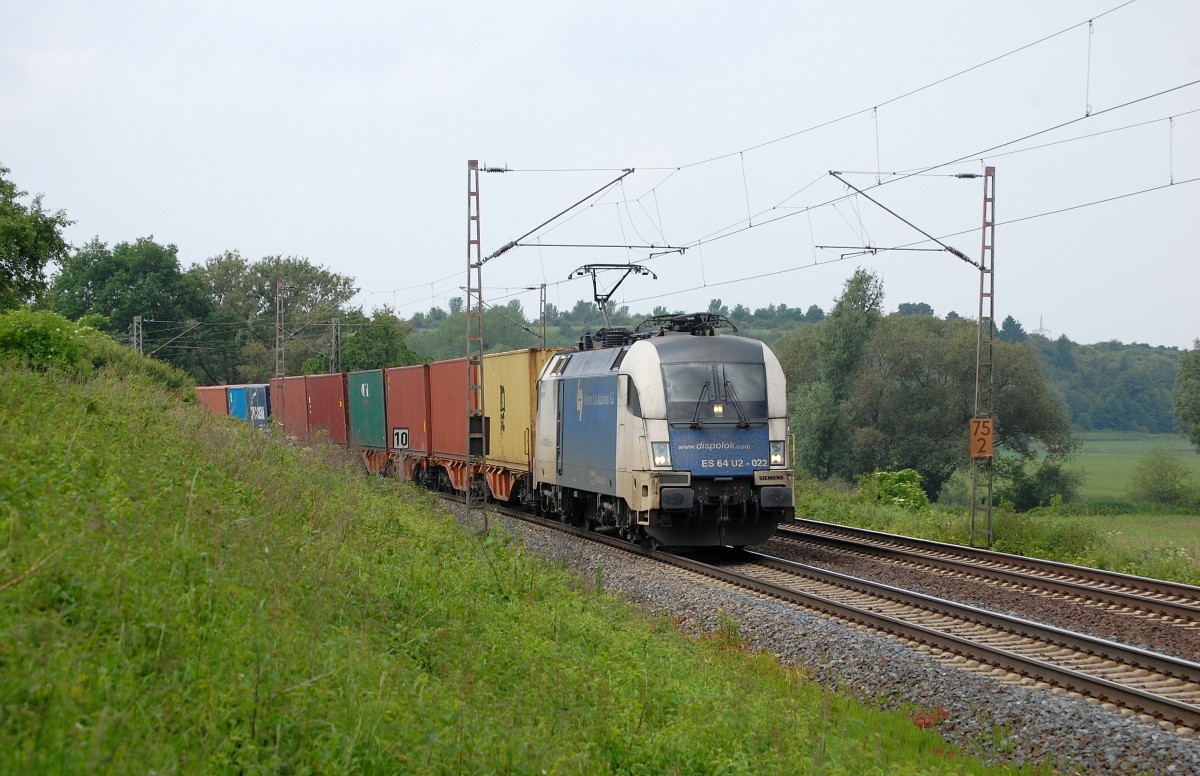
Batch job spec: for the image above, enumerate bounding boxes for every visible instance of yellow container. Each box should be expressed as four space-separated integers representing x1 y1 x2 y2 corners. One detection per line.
483 348 560 471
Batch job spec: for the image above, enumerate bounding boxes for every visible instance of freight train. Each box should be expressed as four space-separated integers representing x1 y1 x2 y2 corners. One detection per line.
197 312 795 548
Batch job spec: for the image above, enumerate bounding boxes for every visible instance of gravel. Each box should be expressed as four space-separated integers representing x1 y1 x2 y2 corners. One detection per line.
464 509 1200 775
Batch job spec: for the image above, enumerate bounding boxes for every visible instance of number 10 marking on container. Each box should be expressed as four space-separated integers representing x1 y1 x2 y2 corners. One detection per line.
392 428 410 449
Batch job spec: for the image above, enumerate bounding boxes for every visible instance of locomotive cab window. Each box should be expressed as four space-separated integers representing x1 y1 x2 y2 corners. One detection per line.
622 375 643 418
662 362 767 424
718 363 768 419
549 353 571 376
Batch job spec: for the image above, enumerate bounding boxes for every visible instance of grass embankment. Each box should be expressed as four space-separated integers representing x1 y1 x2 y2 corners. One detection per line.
0 362 1008 773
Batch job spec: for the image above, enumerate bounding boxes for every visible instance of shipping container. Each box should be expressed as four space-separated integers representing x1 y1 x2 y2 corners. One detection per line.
428 358 468 459
280 376 309 438
483 348 558 471
227 384 271 430
385 365 430 455
269 378 283 422
347 370 387 450
196 385 228 416
306 373 348 444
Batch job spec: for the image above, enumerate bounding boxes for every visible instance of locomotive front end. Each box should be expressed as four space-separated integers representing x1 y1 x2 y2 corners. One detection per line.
620 333 794 547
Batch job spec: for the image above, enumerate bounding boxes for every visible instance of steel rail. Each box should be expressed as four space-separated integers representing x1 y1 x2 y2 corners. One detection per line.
775 524 1200 623
786 519 1200 614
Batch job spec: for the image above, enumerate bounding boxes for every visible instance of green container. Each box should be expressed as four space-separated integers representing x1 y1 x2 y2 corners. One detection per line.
347 370 388 450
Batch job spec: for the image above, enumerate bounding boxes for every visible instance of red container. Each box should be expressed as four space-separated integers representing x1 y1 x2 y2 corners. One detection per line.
269 378 283 422
428 358 468 458
196 386 228 415
281 376 309 439
385 365 430 454
305 373 348 444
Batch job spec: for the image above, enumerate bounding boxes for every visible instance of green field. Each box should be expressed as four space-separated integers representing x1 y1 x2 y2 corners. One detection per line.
1073 432 1200 501
1059 433 1200 578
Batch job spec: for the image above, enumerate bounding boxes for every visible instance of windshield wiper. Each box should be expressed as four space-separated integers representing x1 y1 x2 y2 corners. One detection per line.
690 381 710 428
723 379 751 428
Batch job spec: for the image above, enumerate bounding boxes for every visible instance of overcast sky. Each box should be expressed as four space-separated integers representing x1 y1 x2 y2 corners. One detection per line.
3 0 1198 348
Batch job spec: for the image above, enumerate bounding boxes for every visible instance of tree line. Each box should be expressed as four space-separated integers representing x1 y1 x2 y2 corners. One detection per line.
4 163 1198 507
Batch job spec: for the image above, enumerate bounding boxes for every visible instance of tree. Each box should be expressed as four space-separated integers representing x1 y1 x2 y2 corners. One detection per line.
327 307 423 372
774 275 1074 501
1130 448 1195 505
51 238 212 375
896 302 934 317
1176 342 1200 451
998 315 1027 343
818 268 883 401
789 382 851 481
1 165 72 310
188 252 359 382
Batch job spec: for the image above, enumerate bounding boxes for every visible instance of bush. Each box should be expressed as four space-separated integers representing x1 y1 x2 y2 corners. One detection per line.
0 308 91 374
1130 447 1196 505
0 308 193 392
994 455 1084 511
857 469 930 512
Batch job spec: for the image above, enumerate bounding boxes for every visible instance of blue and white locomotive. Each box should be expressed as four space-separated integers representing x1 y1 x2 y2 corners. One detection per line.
532 313 794 548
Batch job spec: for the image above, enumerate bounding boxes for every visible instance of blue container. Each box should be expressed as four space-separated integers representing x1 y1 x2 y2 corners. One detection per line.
227 385 248 421
226 384 271 430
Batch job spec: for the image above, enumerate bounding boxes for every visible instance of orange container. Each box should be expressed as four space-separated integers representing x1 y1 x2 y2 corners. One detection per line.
305 373 348 444
385 364 430 455
196 385 228 415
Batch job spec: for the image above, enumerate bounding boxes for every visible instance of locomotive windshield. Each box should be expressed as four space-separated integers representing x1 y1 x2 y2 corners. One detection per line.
662 362 767 424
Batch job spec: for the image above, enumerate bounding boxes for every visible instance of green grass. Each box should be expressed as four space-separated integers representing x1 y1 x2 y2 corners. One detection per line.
0 361 1015 774
1072 432 1200 501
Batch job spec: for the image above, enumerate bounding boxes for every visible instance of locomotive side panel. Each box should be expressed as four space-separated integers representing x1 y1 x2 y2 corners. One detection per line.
556 350 621 496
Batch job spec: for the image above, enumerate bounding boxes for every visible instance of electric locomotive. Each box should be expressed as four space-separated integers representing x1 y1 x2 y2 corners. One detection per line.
531 313 794 547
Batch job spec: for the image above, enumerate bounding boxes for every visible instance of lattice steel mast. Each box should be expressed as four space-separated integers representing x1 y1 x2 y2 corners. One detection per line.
466 161 486 522
969 167 997 548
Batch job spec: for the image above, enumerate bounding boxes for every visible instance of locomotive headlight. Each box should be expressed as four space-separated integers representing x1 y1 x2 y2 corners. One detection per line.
651 441 672 468
712 403 724 416
769 440 785 466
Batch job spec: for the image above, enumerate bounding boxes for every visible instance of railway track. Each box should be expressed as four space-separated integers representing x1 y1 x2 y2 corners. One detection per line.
470 501 1200 732
779 519 1200 626
705 549 1200 731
